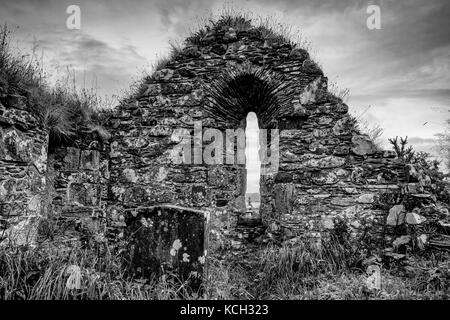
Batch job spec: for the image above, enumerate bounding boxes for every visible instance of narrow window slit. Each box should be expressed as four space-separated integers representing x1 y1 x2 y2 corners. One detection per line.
244 112 261 217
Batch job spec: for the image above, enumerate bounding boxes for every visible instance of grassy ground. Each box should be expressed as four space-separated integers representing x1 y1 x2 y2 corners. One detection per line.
207 246 449 300
205 236 450 300
0 243 199 300
1 236 448 300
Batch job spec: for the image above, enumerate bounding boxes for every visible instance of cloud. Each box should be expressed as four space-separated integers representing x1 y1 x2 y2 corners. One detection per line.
34 31 148 98
406 137 438 145
0 0 448 143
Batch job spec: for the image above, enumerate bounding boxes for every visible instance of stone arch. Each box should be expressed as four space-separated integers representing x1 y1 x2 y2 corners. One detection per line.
204 64 296 129
200 64 299 223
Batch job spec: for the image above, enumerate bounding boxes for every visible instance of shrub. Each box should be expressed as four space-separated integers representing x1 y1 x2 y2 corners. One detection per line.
389 136 449 203
436 114 450 171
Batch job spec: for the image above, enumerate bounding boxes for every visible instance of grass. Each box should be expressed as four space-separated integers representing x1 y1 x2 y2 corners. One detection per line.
0 24 110 147
140 7 317 76
0 242 201 300
205 240 449 300
186 7 312 50
3 212 448 300
121 40 185 102
1 228 448 300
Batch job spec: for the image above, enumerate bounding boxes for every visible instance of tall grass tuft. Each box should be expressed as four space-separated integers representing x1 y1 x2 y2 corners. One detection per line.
0 244 197 300
252 235 363 299
0 25 110 148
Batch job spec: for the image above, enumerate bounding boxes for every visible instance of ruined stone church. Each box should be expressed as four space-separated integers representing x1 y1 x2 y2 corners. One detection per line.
0 17 405 281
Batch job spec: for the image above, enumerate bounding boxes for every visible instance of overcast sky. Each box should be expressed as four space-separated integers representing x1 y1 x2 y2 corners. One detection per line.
1 0 449 192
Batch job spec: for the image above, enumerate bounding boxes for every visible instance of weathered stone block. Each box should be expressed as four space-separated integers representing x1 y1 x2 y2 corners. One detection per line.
274 183 295 216
80 150 100 171
386 205 406 226
352 135 377 156
124 205 207 288
333 117 353 136
191 185 209 207
311 170 339 185
356 193 376 204
405 212 426 225
68 182 99 207
63 147 81 170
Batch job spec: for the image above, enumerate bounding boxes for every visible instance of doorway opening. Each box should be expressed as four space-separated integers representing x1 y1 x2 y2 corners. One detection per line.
244 112 261 215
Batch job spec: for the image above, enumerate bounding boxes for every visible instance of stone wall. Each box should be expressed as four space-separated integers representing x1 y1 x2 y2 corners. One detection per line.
45 131 109 243
271 119 405 244
0 94 48 246
106 24 407 254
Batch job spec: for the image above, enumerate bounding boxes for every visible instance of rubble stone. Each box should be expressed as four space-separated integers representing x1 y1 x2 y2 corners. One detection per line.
405 212 427 225
387 205 406 226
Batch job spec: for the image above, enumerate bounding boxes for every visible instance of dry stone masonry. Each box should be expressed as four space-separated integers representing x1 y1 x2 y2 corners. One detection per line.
3 18 430 283
45 131 109 243
0 95 48 246
104 21 407 274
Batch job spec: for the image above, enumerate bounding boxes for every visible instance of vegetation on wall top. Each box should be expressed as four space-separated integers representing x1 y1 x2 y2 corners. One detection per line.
0 25 110 148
